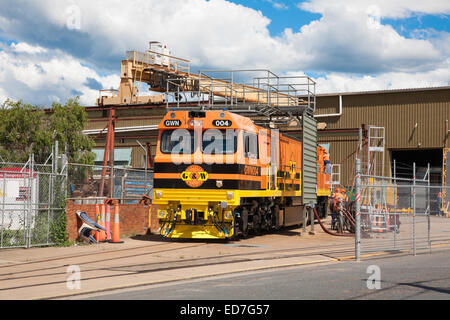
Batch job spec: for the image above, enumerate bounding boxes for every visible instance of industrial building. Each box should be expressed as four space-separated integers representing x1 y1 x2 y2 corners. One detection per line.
315 86 450 187
84 86 450 186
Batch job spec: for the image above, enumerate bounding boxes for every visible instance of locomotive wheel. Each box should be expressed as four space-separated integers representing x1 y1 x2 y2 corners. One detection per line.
273 205 281 230
253 215 262 235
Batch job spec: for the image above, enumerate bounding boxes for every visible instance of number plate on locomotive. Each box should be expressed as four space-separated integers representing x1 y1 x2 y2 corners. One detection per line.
212 119 232 127
164 120 181 127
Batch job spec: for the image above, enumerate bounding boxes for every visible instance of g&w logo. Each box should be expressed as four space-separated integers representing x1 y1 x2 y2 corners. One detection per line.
181 165 209 188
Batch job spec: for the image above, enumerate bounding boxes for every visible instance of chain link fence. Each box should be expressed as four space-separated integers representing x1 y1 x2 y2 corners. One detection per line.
354 159 450 259
0 154 68 248
0 155 154 248
67 163 153 204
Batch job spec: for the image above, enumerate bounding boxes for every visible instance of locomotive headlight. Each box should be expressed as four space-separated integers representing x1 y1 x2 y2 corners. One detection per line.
224 211 233 220
227 191 234 200
155 191 163 199
158 210 167 219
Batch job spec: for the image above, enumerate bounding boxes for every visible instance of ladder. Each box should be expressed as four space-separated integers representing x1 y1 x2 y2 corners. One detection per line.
331 164 341 192
363 126 387 209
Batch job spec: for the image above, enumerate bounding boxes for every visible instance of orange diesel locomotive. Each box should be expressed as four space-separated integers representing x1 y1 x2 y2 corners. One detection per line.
153 110 331 239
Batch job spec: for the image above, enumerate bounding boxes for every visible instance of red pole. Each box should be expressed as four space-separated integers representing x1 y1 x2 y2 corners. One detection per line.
110 109 116 198
99 108 115 197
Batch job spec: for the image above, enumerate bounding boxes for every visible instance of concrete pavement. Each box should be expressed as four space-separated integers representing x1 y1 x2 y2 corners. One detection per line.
1 218 449 300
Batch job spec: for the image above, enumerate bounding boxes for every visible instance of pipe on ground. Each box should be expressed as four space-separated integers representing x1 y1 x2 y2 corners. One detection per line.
313 207 354 237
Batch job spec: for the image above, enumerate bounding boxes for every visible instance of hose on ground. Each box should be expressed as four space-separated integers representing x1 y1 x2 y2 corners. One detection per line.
342 208 356 227
313 207 354 237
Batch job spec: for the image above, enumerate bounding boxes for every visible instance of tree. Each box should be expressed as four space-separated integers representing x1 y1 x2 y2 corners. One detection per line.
48 97 95 164
0 100 49 162
0 97 95 164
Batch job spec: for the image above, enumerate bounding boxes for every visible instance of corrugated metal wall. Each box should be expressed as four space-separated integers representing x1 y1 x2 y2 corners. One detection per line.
84 88 449 178
302 113 318 204
316 88 450 187
85 107 164 168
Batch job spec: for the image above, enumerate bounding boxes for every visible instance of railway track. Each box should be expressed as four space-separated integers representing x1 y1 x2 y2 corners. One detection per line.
0 234 355 298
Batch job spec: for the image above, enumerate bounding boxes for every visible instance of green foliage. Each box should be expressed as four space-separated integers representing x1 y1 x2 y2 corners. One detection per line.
0 97 95 164
49 209 70 247
48 97 96 164
1 230 26 247
0 100 49 162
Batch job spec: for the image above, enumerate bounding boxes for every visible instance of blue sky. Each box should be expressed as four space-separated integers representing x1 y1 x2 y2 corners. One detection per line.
227 0 323 36
228 1 450 36
0 0 448 106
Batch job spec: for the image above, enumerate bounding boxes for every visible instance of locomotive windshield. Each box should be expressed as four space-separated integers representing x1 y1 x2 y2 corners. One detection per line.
202 129 238 154
161 129 238 155
160 130 196 154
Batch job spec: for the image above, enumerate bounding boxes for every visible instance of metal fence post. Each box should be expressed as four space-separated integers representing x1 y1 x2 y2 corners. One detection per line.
355 158 361 262
427 163 431 252
26 154 35 248
413 162 416 256
55 141 59 173
393 159 397 250
1 173 5 248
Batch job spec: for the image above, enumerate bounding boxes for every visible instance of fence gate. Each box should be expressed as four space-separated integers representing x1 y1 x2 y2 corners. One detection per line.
0 153 68 248
355 159 450 259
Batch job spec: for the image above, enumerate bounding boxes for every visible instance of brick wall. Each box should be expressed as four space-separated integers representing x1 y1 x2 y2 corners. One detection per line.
66 201 160 241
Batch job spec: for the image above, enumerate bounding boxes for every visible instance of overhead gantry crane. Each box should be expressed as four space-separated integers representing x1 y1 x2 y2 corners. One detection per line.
96 42 318 197
97 42 316 118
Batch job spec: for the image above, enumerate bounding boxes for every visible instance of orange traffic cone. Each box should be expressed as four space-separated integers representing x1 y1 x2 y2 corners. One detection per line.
94 204 100 242
110 204 124 243
376 216 383 232
99 204 107 242
105 205 112 241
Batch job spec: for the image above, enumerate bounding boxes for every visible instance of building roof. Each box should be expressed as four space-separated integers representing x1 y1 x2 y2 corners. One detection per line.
315 86 450 97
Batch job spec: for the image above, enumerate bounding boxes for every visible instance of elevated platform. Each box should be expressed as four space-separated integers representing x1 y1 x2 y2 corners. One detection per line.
97 48 316 125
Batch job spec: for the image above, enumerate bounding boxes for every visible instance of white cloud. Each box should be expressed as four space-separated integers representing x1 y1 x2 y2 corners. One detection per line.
313 66 450 94
10 42 47 54
0 42 120 106
299 0 450 18
0 0 448 104
0 87 7 105
265 0 288 10
28 0 446 72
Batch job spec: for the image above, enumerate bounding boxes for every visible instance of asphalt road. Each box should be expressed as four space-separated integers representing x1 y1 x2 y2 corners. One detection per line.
84 247 450 300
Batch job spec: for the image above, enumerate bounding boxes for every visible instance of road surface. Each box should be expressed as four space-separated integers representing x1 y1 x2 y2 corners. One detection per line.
81 246 450 300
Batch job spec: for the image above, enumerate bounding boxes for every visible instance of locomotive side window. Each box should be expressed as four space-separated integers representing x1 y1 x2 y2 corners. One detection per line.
160 130 196 154
244 132 259 159
202 129 238 155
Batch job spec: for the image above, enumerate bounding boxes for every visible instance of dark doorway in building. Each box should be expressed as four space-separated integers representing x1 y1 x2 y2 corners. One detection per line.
391 149 443 215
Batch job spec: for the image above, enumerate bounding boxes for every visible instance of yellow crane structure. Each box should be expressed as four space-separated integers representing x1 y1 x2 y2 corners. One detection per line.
97 42 316 122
